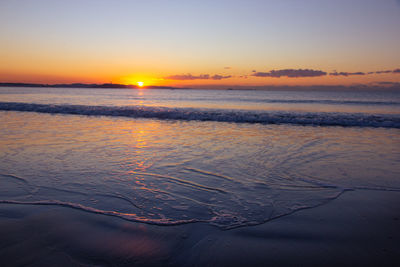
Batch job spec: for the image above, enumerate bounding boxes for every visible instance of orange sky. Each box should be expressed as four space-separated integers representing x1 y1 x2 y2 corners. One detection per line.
0 0 399 88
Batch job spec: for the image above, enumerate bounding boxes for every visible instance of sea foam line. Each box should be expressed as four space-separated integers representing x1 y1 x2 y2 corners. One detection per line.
1 102 399 128
0 199 198 226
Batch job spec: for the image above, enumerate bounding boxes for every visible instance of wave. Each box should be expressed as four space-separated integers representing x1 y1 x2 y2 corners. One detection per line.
1 102 399 128
249 99 400 106
0 199 198 226
183 97 400 106
0 171 341 229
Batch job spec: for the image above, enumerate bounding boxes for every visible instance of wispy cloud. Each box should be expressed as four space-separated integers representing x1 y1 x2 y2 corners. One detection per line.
376 81 400 86
253 69 327 78
211 74 232 80
164 74 209 80
330 69 400 76
375 70 392 74
329 71 365 76
164 73 232 80
224 67 232 69
165 68 399 81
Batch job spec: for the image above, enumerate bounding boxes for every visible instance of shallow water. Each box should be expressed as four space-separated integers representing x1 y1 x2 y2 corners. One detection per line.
0 87 399 228
1 86 400 114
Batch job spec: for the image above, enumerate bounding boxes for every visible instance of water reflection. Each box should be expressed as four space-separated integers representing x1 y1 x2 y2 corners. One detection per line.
1 112 399 228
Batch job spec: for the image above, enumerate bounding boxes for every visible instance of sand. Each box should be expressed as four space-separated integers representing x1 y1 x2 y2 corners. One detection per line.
0 189 399 266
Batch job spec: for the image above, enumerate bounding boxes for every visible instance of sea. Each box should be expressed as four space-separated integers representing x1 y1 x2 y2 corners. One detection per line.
0 86 399 229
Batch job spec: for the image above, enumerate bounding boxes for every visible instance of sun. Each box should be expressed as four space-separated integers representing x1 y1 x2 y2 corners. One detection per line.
137 81 144 87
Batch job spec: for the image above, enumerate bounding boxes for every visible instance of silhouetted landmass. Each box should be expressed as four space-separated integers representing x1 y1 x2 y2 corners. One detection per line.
0 82 178 89
0 82 399 91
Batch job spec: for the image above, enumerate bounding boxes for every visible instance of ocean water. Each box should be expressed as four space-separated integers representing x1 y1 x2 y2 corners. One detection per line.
0 87 399 229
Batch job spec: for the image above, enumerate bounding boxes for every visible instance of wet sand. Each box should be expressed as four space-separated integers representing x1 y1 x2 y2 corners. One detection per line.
0 189 399 266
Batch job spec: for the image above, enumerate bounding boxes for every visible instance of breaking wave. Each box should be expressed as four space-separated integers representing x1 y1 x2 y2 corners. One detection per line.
1 102 399 128
182 97 400 106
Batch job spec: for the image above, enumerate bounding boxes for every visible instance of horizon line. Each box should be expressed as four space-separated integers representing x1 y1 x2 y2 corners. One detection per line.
1 82 400 91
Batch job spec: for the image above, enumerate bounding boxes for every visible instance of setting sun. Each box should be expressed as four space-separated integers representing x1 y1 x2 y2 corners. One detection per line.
137 81 144 87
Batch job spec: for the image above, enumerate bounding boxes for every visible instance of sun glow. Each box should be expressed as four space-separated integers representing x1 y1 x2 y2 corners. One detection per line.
137 81 144 87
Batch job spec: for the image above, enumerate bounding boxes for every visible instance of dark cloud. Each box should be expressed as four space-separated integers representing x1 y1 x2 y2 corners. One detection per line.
329 71 365 76
164 73 231 80
253 69 327 78
211 74 232 80
375 70 392 74
376 81 400 85
165 68 399 81
372 69 400 74
330 69 400 76
224 67 232 69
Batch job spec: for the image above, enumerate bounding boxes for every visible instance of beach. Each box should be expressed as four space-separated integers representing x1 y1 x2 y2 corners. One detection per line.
0 87 399 266
0 189 399 266
2 1 400 265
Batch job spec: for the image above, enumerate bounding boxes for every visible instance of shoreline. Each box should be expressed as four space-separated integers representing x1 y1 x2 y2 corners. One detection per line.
1 83 399 92
1 189 399 266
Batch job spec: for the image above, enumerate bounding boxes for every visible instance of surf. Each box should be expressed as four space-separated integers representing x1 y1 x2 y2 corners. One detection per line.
1 102 399 128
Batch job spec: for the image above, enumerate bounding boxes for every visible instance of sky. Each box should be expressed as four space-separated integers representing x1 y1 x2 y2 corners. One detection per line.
0 0 399 88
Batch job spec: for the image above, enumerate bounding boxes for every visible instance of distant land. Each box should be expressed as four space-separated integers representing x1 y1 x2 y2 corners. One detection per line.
0 82 179 89
0 82 399 91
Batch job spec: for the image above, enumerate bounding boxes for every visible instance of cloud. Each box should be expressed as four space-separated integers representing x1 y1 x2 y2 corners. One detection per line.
211 74 232 80
253 69 327 78
164 74 209 80
164 73 231 80
375 70 392 74
330 69 400 76
376 81 400 85
224 67 232 69
165 68 399 81
329 71 365 76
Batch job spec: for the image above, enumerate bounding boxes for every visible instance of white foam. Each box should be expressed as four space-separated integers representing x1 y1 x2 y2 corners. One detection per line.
1 102 399 128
